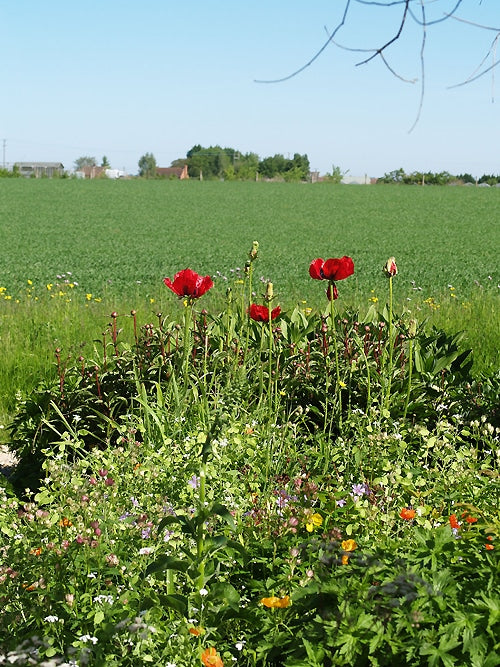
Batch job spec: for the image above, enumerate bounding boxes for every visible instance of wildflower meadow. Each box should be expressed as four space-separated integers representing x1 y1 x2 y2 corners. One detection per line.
0 182 499 666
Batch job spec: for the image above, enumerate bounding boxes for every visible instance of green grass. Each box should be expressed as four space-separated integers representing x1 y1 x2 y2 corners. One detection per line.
0 180 498 428
0 179 498 298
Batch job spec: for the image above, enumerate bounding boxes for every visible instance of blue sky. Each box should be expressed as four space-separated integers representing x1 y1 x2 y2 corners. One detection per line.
2 1 499 177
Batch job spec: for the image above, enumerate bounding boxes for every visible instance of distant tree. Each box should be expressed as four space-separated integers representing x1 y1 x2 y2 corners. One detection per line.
138 153 157 178
379 168 406 184
478 173 499 185
74 156 97 170
101 156 110 168
323 165 348 184
457 173 476 185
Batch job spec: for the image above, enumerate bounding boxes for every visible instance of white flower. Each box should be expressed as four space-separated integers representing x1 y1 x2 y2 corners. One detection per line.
93 594 114 604
199 588 208 596
44 615 60 623
79 635 98 644
139 547 152 555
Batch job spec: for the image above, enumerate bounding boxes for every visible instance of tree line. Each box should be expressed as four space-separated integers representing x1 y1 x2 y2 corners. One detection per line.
138 145 311 181
378 168 500 186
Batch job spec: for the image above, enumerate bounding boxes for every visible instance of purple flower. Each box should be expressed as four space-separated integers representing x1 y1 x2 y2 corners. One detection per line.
336 499 347 508
351 483 371 500
141 527 151 539
188 475 200 489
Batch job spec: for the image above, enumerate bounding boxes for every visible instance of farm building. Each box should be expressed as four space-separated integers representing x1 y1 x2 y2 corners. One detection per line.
156 165 189 179
15 162 64 178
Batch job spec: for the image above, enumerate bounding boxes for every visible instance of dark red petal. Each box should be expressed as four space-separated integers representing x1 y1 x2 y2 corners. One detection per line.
322 256 354 281
309 258 324 280
163 276 182 296
195 275 214 297
326 283 339 301
248 304 268 321
271 306 281 320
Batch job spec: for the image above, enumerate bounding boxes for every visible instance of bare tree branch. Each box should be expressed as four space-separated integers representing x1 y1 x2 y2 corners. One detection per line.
446 14 500 91
255 0 500 126
254 0 352 84
323 26 417 83
408 0 426 133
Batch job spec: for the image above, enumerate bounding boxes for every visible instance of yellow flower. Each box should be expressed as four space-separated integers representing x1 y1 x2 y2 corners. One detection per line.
46 283 53 291
260 595 291 608
341 554 350 565
94 297 102 303
306 513 323 532
27 279 33 285
341 539 357 552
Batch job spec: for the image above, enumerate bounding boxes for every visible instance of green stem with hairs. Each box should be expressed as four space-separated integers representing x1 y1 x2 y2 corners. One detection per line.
384 276 394 411
182 301 193 387
329 282 342 428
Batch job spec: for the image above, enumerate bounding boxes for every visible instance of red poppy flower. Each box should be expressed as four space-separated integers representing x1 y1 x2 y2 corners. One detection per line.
248 304 281 322
400 508 416 521
449 514 460 530
163 269 213 299
309 257 354 282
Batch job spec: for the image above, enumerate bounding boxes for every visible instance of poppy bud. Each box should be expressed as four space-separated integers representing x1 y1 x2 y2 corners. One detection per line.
384 257 398 277
249 240 259 261
408 319 417 338
265 282 274 302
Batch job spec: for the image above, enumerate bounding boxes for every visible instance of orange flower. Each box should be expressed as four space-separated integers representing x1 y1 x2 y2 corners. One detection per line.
465 516 477 524
485 544 494 551
59 517 72 527
260 595 291 608
201 647 224 667
29 547 42 556
341 539 357 552
341 555 350 565
400 508 416 520
189 626 204 636
449 514 460 530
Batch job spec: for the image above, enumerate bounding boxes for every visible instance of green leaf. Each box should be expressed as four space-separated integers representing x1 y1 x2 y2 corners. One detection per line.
159 594 188 617
211 503 236 531
94 610 105 625
209 582 240 606
145 556 188 577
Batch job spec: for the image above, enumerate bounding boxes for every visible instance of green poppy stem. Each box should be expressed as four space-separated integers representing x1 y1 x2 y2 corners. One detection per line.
329 283 342 428
183 301 193 387
268 302 273 417
196 461 206 591
385 276 394 411
403 336 413 421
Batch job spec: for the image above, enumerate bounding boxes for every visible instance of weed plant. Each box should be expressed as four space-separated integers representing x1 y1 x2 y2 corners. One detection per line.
0 244 498 666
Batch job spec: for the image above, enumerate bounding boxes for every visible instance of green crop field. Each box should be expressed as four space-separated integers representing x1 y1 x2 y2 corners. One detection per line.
0 179 498 301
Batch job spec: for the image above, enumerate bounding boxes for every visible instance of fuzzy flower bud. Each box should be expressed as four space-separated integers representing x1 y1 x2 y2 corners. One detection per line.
249 240 259 261
383 257 398 277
